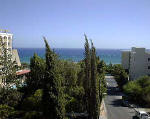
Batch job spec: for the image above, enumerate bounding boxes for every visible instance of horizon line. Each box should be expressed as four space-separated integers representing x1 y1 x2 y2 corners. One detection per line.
13 47 131 50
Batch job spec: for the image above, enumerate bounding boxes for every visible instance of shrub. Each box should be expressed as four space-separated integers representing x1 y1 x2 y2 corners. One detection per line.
22 89 42 111
123 76 150 106
0 88 22 107
0 104 15 119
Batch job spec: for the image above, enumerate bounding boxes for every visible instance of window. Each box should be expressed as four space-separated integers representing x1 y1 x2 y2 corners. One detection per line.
148 58 150 61
8 42 10 46
4 36 7 39
8 37 11 40
148 66 150 69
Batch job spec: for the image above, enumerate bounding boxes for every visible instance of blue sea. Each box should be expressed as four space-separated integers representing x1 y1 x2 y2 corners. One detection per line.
17 48 122 64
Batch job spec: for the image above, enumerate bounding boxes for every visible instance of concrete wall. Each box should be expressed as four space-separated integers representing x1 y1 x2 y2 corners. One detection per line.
122 51 130 70
122 47 150 80
0 33 13 54
12 49 21 66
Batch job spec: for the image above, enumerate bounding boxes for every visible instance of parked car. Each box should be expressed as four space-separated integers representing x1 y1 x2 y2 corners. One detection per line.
135 110 150 119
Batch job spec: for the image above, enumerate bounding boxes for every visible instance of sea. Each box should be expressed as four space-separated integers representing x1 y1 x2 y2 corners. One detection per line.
17 48 122 64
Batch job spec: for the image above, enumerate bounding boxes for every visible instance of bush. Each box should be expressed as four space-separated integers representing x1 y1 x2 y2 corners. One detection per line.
111 64 128 89
0 104 15 119
65 87 85 113
123 81 142 102
0 88 22 107
123 76 150 106
23 111 42 119
22 89 42 111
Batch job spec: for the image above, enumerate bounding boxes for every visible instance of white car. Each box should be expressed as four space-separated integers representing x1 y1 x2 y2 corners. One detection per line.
135 110 150 119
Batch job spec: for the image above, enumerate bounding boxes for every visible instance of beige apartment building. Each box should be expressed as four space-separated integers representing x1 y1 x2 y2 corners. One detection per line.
122 47 150 80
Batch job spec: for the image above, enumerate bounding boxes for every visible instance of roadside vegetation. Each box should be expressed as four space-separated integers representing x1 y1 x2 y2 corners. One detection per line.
123 76 150 107
0 36 106 119
106 63 150 107
106 63 128 90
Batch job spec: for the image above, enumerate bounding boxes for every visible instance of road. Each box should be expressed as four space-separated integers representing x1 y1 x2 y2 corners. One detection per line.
104 76 135 119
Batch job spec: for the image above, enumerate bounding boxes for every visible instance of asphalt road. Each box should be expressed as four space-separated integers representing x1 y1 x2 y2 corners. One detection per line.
104 76 135 119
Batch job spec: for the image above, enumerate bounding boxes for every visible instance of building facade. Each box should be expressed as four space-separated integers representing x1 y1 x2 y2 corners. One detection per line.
122 47 150 80
0 32 13 55
0 31 21 66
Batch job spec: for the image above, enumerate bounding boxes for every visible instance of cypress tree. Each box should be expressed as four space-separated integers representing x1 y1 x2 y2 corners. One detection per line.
84 34 91 116
42 37 65 119
29 53 45 93
90 41 100 119
84 36 101 119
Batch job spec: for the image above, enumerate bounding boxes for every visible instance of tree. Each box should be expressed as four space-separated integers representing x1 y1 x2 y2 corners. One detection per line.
0 88 22 107
21 89 42 111
111 64 128 90
90 41 100 119
97 59 107 101
18 53 45 110
59 60 85 113
29 54 45 93
106 62 113 74
84 34 91 114
0 37 17 88
0 104 15 119
123 81 142 103
123 76 150 106
83 36 101 119
42 37 65 119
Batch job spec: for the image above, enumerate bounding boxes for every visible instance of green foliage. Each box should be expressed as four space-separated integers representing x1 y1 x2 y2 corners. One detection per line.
0 104 15 119
77 61 85 86
0 88 22 107
97 59 106 74
97 59 107 99
18 54 45 111
83 35 91 116
123 76 150 106
0 38 22 118
90 41 100 119
27 53 45 94
58 60 86 113
0 37 17 88
123 81 142 102
106 62 113 74
23 111 42 119
110 64 128 89
42 37 65 119
83 35 104 119
61 60 80 88
0 36 106 119
65 86 85 112
22 89 42 111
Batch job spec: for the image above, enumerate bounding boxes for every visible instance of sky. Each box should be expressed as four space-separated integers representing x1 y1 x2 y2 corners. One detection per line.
0 0 150 49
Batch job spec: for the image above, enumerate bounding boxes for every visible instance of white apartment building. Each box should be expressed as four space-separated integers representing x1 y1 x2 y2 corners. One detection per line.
0 32 13 54
0 30 21 86
122 47 150 80
0 31 21 66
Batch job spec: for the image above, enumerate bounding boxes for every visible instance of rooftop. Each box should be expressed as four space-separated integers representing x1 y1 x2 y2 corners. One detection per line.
16 69 30 75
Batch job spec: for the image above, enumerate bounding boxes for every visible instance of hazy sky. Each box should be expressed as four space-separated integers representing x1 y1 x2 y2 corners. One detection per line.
1 0 150 48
